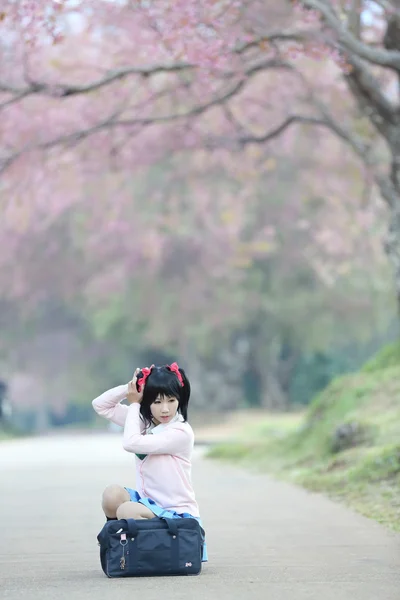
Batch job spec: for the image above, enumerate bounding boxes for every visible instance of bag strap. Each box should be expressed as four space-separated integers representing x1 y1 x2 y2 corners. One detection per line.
101 516 178 540
122 517 178 537
159 516 178 536
122 518 139 537
159 517 179 570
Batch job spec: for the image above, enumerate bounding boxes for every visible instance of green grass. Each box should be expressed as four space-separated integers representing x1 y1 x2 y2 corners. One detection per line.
0 428 22 441
207 342 400 532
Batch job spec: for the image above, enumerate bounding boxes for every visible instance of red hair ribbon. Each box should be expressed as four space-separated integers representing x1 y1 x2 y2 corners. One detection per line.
168 362 184 387
137 367 151 389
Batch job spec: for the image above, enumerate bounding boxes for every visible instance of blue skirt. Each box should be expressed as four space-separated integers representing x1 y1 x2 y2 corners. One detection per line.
125 487 208 562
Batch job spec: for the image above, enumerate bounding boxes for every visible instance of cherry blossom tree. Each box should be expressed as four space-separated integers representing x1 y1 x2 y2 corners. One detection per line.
1 1 399 307
0 1 398 414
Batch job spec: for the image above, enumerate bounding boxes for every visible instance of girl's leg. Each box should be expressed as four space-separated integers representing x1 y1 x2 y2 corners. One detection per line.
101 484 130 518
116 501 156 520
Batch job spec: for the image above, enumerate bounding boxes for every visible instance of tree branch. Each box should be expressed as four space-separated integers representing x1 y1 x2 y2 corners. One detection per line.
348 0 362 38
0 39 292 113
301 0 400 69
236 30 307 53
241 58 374 166
0 62 191 99
224 105 386 213
233 110 371 167
238 114 328 145
0 89 32 110
0 28 316 116
344 54 398 130
0 59 293 174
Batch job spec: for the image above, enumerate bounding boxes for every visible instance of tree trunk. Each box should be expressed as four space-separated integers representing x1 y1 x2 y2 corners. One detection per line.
262 369 289 411
383 200 400 314
257 334 292 411
379 156 400 314
379 17 400 314
339 15 400 314
181 339 250 412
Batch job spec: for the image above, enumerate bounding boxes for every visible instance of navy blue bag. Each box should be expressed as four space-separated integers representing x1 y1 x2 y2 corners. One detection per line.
97 517 205 577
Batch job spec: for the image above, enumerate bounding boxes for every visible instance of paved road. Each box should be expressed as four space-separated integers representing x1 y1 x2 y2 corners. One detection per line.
1 432 399 600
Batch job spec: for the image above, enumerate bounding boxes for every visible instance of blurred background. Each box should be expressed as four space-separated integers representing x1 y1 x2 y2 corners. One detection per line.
2 0 400 531
0 1 397 449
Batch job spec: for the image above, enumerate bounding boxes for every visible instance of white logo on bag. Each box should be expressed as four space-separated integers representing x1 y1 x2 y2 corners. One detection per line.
185 562 192 567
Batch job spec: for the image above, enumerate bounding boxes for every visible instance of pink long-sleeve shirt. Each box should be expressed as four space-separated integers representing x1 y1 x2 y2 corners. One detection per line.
92 385 200 517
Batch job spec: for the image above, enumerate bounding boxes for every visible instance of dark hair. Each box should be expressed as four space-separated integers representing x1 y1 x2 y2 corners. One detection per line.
137 365 191 428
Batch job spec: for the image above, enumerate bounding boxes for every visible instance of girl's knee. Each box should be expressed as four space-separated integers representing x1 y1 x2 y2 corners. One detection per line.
101 484 130 517
116 501 134 520
116 501 155 520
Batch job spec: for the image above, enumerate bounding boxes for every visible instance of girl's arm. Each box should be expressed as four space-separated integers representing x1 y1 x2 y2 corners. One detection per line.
122 403 190 455
91 385 130 427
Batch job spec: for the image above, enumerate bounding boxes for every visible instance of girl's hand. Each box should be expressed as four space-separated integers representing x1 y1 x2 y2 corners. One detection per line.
126 368 143 404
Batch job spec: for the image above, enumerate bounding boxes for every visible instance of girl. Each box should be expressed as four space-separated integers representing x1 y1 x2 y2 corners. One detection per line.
91 362 207 562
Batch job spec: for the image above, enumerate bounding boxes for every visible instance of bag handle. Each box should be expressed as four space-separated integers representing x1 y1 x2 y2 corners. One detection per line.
159 516 178 536
119 518 139 537
98 519 138 543
109 517 178 537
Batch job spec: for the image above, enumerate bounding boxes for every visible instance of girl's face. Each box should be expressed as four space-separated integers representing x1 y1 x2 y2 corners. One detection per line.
151 394 179 425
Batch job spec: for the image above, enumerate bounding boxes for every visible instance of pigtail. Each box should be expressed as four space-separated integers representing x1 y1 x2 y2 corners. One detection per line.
177 367 191 421
178 367 190 400
135 365 155 392
135 369 144 392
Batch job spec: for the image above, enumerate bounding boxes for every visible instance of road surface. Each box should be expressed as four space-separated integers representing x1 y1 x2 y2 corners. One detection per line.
1 432 399 599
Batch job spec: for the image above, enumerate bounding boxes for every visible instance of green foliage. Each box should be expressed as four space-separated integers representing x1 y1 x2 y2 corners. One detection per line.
350 444 400 481
207 442 256 461
362 341 400 373
208 341 400 531
288 352 345 406
90 298 127 340
288 326 400 406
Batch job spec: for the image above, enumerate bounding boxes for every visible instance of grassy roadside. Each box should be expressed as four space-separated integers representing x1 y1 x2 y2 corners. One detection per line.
207 343 400 532
0 428 21 441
